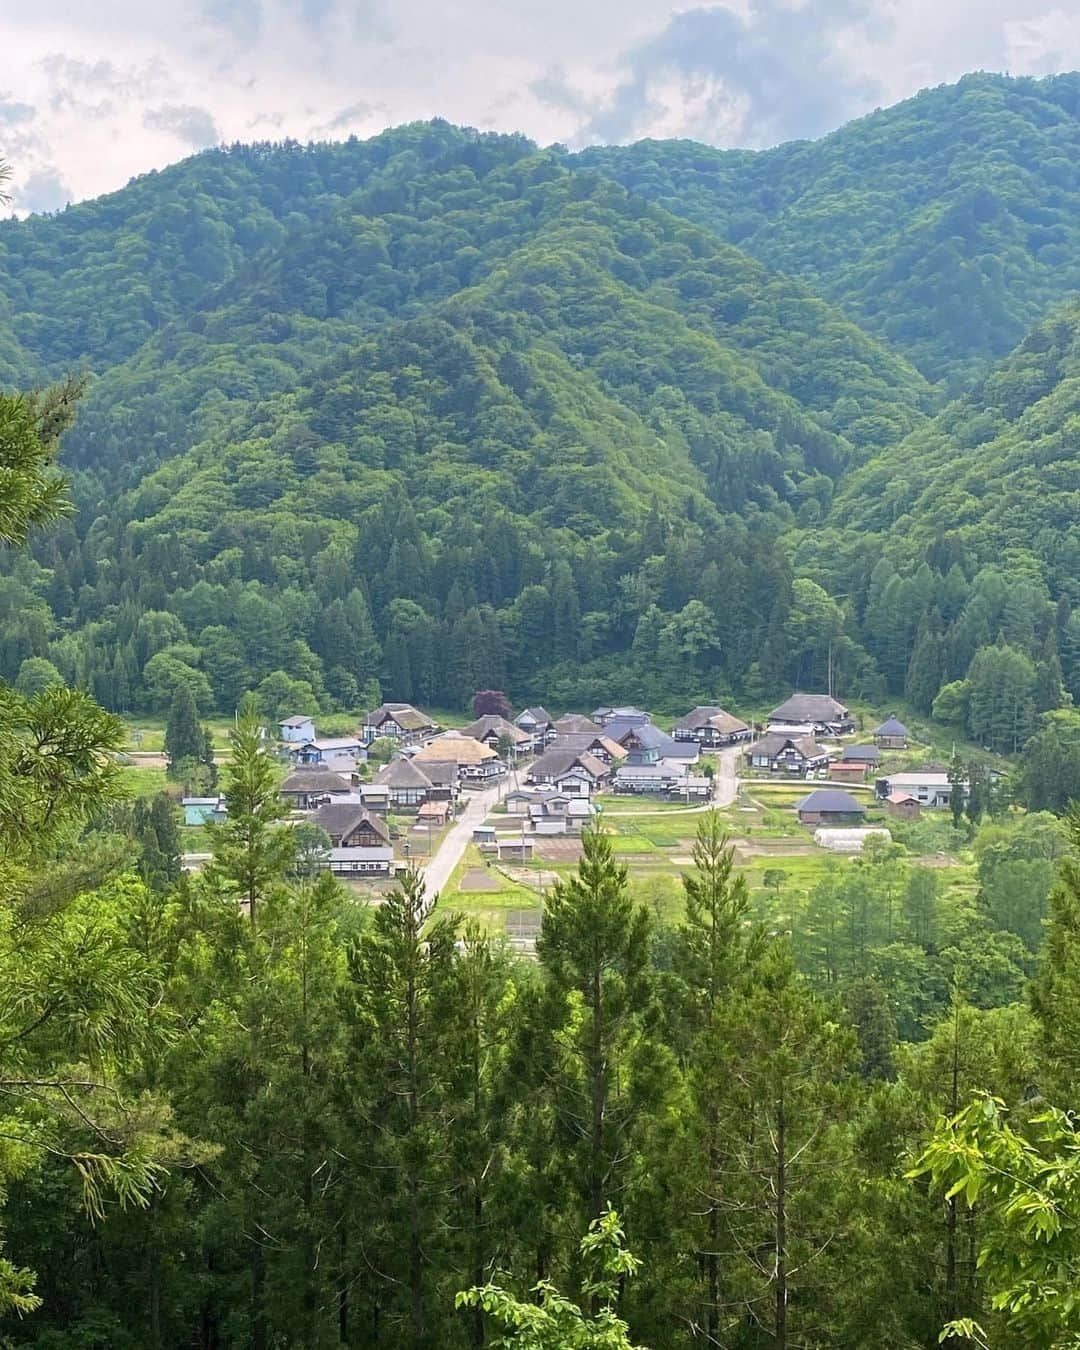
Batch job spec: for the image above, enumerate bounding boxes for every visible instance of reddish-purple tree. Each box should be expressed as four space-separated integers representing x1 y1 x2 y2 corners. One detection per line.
472 689 511 720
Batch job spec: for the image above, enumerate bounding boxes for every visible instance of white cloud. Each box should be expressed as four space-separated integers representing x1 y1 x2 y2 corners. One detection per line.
143 103 221 148
0 0 1076 211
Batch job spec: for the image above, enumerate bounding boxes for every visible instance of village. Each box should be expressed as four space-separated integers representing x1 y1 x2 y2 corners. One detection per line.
171 692 976 948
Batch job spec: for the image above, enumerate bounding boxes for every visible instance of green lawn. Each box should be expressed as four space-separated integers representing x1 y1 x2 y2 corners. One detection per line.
116 765 170 798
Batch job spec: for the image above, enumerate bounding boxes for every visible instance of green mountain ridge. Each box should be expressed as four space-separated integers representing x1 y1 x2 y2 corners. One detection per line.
577 71 1080 385
2 90 1079 729
832 304 1080 593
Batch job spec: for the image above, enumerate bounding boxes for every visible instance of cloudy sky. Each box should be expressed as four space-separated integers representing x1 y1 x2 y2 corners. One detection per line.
2 0 1079 212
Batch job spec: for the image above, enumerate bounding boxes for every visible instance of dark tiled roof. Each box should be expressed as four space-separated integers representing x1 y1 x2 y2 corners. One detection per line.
605 721 697 759
796 788 866 814
841 745 880 762
875 715 909 736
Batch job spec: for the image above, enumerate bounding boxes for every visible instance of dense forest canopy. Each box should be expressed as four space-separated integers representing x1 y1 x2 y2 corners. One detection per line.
3 90 1080 725
576 72 1080 388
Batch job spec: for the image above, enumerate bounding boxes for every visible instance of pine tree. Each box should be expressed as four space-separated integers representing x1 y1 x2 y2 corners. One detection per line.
538 824 654 1225
344 867 459 1346
205 698 294 932
670 814 769 1341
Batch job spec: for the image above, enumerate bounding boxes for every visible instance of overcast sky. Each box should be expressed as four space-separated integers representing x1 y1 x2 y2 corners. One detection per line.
2 0 1079 213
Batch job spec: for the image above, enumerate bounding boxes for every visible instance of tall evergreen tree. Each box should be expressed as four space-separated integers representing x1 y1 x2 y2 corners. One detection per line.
205 698 293 932
538 825 654 1225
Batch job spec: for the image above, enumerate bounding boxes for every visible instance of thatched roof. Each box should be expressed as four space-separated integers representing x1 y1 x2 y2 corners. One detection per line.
414 732 496 766
769 693 850 723
553 714 602 736
374 758 434 789
751 733 828 760
461 715 530 746
366 703 435 732
312 803 390 844
281 769 352 796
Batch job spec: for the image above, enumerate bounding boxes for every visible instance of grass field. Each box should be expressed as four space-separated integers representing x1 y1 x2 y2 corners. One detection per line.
117 764 170 798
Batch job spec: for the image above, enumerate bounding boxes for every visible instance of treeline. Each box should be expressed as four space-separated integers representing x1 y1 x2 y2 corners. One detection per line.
4 719 1076 1349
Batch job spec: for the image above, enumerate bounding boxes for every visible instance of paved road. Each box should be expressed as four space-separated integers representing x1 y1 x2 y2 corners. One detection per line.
419 776 511 898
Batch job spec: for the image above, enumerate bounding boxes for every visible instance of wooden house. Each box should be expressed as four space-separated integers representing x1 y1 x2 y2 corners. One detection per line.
526 749 609 795
746 733 830 775
461 715 532 755
553 713 602 737
829 760 870 783
795 788 866 826
605 720 699 763
673 705 751 748
414 732 505 783
549 731 625 763
884 791 921 820
322 846 393 877
311 803 391 848
874 715 909 749
281 769 353 810
364 703 437 743
767 694 854 736
592 705 650 728
514 706 556 750
416 800 450 827
373 757 437 811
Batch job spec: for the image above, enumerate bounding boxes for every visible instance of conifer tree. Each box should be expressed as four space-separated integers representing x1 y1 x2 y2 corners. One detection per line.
205 698 293 931
344 866 459 1346
538 824 654 1224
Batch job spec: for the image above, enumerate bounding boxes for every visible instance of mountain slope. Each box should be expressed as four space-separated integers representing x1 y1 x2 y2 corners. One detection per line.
48 130 929 501
576 72 1080 386
832 305 1080 592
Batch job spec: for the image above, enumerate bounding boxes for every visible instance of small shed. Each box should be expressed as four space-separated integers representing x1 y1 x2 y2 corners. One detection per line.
497 837 535 862
885 790 921 820
796 788 866 827
473 825 497 848
829 760 868 783
417 800 450 826
182 796 225 826
874 715 909 749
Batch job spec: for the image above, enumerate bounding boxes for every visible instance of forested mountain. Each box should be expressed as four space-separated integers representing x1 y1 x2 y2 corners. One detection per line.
0 122 931 718
577 72 1080 386
784 305 1080 753
3 90 1080 738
